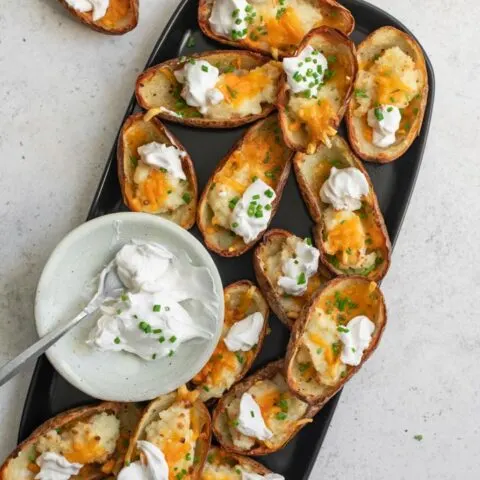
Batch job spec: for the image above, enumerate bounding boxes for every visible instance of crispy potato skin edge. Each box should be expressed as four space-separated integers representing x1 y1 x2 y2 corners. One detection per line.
345 26 429 163
117 112 198 230
285 275 387 404
57 0 139 35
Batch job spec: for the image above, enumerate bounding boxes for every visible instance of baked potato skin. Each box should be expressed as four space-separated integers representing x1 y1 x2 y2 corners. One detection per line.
57 0 139 35
202 446 273 477
277 27 357 153
212 360 319 456
346 26 429 163
198 0 354 59
0 402 122 480
197 115 293 257
135 51 278 128
117 112 198 230
285 276 387 404
293 135 391 281
191 280 270 402
125 390 211 479
253 229 332 329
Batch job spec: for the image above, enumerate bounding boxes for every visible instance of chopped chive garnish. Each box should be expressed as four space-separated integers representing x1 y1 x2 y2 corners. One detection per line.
153 304 161 312
182 192 192 204
114 337 121 344
170 336 177 343
297 272 306 285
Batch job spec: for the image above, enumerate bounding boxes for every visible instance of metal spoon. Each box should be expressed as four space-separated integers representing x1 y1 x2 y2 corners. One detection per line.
0 261 123 388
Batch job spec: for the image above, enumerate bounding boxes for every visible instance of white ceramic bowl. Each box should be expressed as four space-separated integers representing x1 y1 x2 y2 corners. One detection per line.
35 212 224 402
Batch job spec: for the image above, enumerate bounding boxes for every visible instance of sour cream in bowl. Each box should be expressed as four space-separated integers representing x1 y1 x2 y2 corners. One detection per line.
35 212 224 402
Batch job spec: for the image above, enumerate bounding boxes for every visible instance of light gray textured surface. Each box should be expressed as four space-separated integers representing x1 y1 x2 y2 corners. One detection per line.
0 0 477 478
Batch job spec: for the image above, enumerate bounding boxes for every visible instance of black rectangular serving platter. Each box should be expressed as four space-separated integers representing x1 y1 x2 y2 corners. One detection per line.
18 1 435 478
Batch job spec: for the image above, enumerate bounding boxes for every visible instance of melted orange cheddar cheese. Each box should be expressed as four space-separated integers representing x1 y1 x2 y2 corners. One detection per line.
325 214 365 255
254 386 282 427
98 0 131 27
296 100 337 146
125 171 171 212
217 68 272 107
64 437 106 464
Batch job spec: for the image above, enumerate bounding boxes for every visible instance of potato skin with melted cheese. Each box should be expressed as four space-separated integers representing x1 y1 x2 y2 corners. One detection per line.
191 280 269 402
197 114 293 257
346 26 429 163
57 0 139 35
0 403 124 480
277 27 357 153
117 113 198 230
198 0 354 58
135 51 282 128
285 276 387 404
293 135 391 281
212 360 320 455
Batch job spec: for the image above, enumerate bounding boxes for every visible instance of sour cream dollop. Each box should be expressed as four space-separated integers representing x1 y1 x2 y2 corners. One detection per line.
320 167 369 211
137 142 186 180
224 312 264 352
282 45 329 97
231 179 276 243
242 471 285 480
367 105 402 148
339 315 375 366
117 441 168 480
209 0 252 40
65 0 109 21
278 239 320 296
236 393 273 440
87 241 218 361
35 452 82 480
174 60 224 114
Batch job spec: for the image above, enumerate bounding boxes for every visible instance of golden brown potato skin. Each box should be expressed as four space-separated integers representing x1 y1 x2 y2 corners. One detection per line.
197 115 293 257
135 51 279 128
57 0 139 35
201 446 275 476
293 135 391 281
253 229 332 329
0 402 122 480
285 276 387 404
198 0 354 58
191 280 270 401
277 27 357 153
212 359 320 456
117 112 198 230
346 26 429 163
125 391 211 479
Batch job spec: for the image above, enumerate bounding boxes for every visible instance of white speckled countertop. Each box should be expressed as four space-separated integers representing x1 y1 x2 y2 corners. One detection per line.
0 0 478 478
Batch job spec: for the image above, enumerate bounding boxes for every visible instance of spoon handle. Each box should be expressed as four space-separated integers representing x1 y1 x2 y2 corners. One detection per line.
0 309 90 388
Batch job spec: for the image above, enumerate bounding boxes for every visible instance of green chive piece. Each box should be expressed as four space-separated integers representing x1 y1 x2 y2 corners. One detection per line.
153 304 161 312
114 337 121 344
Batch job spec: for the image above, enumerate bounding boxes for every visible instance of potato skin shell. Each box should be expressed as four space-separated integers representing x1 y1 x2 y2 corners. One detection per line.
345 26 429 163
212 359 320 455
197 115 293 257
117 112 198 230
292 135 391 281
57 0 139 35
135 51 278 128
277 27 358 153
0 402 122 480
285 275 387 404
198 0 355 58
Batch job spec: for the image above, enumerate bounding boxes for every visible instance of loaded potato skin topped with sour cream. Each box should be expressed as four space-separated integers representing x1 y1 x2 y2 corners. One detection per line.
0 403 127 480
191 281 269 402
198 0 354 59
135 51 282 128
346 26 429 163
197 115 293 257
293 135 391 280
58 0 139 35
117 113 198 229
285 276 386 404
